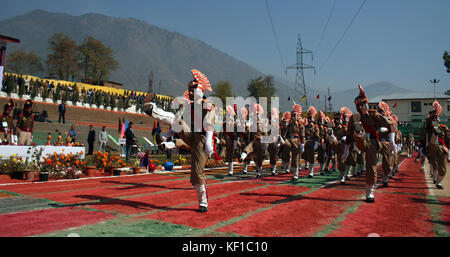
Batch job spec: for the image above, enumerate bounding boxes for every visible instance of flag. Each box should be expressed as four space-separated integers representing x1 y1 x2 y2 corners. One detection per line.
316 94 320 99
393 102 397 108
152 120 161 135
140 149 150 168
301 95 307 101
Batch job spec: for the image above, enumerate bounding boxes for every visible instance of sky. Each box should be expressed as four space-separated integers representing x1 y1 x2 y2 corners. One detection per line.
1 0 449 94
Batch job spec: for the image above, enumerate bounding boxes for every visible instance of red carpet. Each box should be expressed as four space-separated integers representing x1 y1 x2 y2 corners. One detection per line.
0 207 115 237
141 185 311 229
217 188 361 236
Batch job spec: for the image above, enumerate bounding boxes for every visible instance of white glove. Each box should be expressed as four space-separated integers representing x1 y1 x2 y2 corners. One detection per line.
342 144 350 163
300 144 305 153
279 135 285 145
240 152 248 162
215 137 220 144
389 132 397 152
276 142 281 148
379 127 388 133
205 131 214 156
313 141 318 151
341 136 347 142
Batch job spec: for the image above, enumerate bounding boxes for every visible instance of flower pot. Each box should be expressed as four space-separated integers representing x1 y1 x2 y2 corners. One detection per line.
11 171 24 180
39 173 49 182
24 170 36 181
84 166 97 177
148 162 157 172
105 166 117 174
132 167 141 174
113 169 121 176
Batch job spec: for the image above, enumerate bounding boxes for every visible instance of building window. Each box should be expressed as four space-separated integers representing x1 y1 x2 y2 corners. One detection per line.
424 103 428 106
411 101 421 113
448 104 450 112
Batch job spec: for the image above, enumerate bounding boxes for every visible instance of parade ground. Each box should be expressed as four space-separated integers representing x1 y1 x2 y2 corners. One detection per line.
0 154 448 237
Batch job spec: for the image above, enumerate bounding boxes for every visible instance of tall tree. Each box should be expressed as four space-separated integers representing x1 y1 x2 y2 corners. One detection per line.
77 36 119 84
46 33 78 80
444 51 450 73
6 49 43 75
212 81 235 106
247 75 276 99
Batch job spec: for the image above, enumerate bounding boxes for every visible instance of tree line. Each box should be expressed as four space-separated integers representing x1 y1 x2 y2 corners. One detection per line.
5 33 118 85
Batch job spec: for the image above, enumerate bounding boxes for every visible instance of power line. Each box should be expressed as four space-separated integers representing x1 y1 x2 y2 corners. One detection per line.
318 0 368 71
265 0 285 72
314 0 337 55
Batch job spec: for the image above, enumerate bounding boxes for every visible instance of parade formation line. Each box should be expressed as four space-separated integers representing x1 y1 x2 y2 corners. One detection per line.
0 154 448 237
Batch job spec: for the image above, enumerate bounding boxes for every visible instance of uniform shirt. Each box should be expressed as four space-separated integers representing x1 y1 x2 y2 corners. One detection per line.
16 114 34 132
345 110 393 144
304 123 319 141
430 120 449 148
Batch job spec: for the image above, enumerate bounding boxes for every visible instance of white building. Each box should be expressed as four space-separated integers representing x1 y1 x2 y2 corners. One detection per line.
368 92 449 122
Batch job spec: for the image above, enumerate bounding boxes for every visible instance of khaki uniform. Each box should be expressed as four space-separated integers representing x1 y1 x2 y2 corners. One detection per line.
428 120 449 183
346 110 394 186
283 120 304 169
173 103 215 185
304 124 320 164
0 114 14 144
407 134 415 157
17 114 34 145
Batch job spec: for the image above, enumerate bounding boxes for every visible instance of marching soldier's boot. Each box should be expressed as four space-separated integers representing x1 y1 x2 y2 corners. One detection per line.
355 164 361 177
320 163 325 175
436 175 444 189
345 165 351 180
293 167 299 181
285 163 291 174
308 164 315 178
194 184 208 212
240 152 248 174
242 162 248 174
382 175 389 187
352 165 357 177
256 167 262 178
228 163 234 176
366 184 375 203
339 169 346 184
271 165 276 176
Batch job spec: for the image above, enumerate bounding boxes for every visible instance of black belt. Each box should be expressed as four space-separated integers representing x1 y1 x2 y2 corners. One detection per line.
20 128 32 132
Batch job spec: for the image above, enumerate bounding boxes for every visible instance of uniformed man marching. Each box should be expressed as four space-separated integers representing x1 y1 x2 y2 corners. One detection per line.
144 69 216 212
0 99 15 145
426 101 449 189
16 99 34 145
342 84 396 203
304 106 320 178
407 133 415 158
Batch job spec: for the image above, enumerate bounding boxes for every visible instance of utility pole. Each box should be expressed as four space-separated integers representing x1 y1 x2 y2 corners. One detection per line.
286 33 315 107
148 72 153 93
327 87 332 112
429 79 439 101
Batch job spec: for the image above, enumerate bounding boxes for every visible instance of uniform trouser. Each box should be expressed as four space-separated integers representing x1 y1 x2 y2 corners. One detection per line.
285 138 300 168
408 145 414 156
304 140 315 164
317 143 326 164
177 132 209 185
380 142 393 178
282 140 291 165
268 143 278 166
225 139 235 164
340 148 357 178
243 140 264 167
354 136 380 186
429 143 447 179
219 139 227 158
18 131 32 145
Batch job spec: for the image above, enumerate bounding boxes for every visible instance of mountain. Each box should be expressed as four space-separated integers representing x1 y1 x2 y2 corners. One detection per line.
0 10 412 112
329 81 415 112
